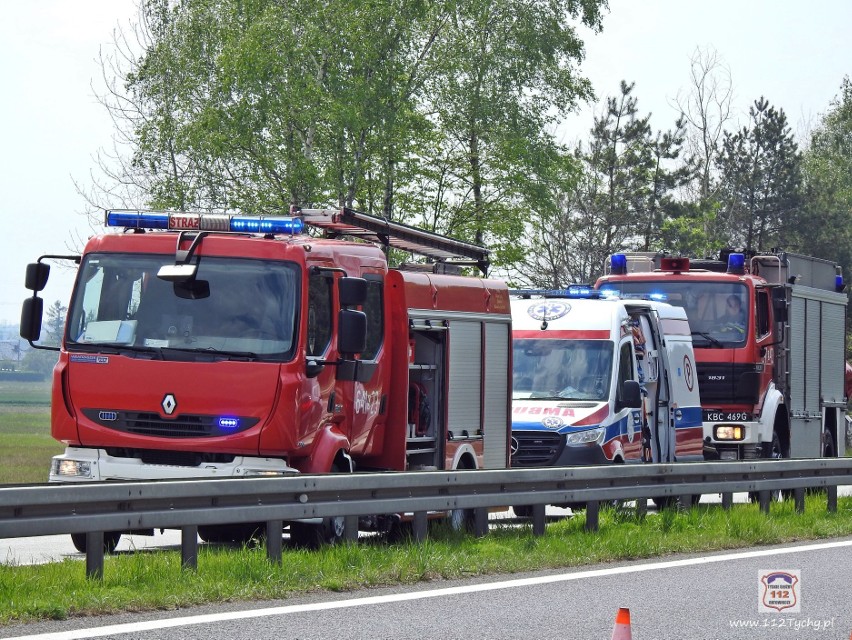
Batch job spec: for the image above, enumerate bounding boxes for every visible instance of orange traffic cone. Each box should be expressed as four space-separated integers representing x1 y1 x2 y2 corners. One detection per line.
611 607 632 640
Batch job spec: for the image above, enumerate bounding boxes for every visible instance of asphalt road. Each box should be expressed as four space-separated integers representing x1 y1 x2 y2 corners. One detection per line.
2 537 850 640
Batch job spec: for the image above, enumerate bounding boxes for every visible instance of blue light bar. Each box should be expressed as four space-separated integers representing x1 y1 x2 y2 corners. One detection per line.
106 211 169 229
727 253 746 275
510 287 602 299
610 253 628 275
104 210 304 235
230 216 304 234
649 291 668 302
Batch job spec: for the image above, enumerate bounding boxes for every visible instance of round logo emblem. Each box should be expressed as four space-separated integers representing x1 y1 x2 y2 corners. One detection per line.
527 301 570 321
683 355 694 392
541 415 565 430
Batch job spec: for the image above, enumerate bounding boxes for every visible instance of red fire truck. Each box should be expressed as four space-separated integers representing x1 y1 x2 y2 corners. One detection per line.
21 207 511 549
596 251 847 463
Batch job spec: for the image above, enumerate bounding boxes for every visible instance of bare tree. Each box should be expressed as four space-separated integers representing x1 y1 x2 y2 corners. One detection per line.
673 46 733 202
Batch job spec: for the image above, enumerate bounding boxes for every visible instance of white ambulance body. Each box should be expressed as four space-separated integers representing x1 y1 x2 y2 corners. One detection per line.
510 291 704 467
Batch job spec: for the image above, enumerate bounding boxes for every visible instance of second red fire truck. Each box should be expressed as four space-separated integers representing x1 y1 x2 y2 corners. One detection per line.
596 250 848 463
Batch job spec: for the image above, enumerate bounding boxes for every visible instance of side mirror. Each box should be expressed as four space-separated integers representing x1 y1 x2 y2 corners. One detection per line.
339 277 368 307
20 296 44 342
25 263 50 292
173 279 210 300
619 380 642 410
772 287 788 323
338 309 367 355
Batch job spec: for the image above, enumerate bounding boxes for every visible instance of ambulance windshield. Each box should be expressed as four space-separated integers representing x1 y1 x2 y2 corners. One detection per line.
513 339 613 401
66 253 300 361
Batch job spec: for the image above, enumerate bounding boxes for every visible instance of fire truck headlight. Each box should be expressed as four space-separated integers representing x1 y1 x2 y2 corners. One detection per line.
565 427 606 446
714 425 745 441
51 458 93 478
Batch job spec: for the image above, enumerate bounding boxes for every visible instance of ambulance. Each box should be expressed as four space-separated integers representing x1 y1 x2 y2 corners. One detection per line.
510 288 704 470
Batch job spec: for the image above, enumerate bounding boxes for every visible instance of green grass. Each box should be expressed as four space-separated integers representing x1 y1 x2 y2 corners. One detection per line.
0 381 60 484
1 496 851 624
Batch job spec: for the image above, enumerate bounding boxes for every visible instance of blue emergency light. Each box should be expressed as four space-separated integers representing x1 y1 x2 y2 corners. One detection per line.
726 252 746 275
105 210 304 235
610 253 628 275
511 287 602 299
217 417 241 430
836 266 846 292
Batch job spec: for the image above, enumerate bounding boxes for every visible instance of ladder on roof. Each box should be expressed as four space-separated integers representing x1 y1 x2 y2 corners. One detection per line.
293 206 489 275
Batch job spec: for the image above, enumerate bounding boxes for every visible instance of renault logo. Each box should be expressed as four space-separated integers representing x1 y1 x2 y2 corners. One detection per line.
162 393 177 415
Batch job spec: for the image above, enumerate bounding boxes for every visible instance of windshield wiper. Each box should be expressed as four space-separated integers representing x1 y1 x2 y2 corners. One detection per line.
691 330 723 348
160 346 259 361
68 343 164 358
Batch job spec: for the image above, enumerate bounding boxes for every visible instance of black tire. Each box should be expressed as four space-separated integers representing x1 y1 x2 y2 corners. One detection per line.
822 429 836 458
70 531 122 554
198 523 264 545
512 505 533 518
749 431 786 502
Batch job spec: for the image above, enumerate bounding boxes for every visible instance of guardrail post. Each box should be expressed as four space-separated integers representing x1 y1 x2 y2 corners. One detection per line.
532 504 546 536
85 532 104 580
266 520 283 564
585 501 599 532
413 511 428 542
758 490 771 514
635 498 647 518
827 485 838 512
181 525 198 570
794 488 805 514
472 507 488 538
721 492 733 510
344 515 359 542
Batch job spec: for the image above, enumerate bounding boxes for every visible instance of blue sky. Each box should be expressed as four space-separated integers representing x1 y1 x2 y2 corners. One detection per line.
2 0 851 324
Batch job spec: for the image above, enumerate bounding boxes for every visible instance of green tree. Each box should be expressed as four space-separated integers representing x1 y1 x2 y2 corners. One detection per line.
517 82 689 286
88 0 606 272
795 77 852 269
715 97 802 252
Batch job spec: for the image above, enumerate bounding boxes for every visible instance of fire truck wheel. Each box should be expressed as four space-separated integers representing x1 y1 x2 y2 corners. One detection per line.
822 429 836 457
70 531 122 554
749 431 788 502
290 463 347 548
512 505 533 518
198 523 265 545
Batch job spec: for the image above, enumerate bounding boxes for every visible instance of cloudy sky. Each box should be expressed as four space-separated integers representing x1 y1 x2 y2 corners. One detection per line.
2 0 851 325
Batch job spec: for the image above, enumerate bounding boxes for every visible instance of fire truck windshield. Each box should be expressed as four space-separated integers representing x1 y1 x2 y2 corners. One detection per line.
66 253 300 361
598 281 749 347
513 339 613 401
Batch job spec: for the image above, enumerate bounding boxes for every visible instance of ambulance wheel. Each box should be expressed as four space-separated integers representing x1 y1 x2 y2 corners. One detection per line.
512 505 533 518
71 531 122 554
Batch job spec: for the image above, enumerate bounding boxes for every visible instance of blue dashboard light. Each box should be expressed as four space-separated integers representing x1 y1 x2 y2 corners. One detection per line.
105 211 170 229
218 417 240 430
727 252 746 275
610 253 628 275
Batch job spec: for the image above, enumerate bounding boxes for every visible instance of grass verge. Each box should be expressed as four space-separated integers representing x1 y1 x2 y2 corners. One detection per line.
1 495 851 624
0 381 59 484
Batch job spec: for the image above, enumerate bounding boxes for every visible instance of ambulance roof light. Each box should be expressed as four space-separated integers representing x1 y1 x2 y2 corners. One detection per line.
726 252 746 275
510 287 602 299
105 210 304 235
610 253 628 275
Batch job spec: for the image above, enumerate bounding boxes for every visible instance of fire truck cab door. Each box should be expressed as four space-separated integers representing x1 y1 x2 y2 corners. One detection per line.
344 273 388 456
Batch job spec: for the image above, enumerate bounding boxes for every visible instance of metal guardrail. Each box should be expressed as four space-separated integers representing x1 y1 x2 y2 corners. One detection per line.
2 459 850 578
